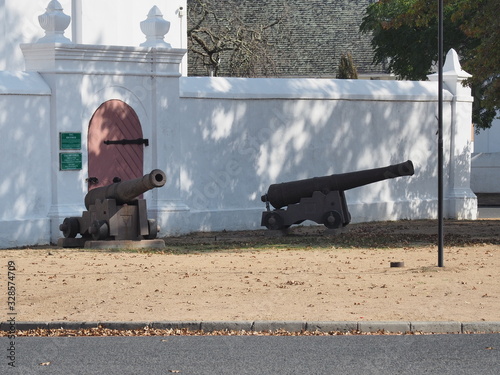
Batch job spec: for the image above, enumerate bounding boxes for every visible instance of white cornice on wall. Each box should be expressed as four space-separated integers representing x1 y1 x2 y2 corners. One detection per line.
20 43 186 76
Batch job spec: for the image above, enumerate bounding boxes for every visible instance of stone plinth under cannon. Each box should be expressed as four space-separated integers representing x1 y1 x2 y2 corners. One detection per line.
58 169 167 248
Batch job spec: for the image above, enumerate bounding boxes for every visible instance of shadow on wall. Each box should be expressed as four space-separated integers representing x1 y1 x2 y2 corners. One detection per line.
0 72 52 246
1 2 46 70
166 77 450 232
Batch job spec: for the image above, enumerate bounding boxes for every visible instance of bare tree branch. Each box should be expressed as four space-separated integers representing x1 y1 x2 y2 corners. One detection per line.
187 0 289 77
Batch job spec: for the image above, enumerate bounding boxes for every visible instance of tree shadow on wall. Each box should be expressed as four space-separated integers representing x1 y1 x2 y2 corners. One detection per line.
164 77 464 233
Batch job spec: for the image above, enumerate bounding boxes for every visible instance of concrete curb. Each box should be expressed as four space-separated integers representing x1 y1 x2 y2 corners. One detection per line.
2 321 500 334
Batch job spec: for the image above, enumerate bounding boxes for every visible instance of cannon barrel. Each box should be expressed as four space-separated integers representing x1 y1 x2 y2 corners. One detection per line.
261 160 414 209
84 169 167 210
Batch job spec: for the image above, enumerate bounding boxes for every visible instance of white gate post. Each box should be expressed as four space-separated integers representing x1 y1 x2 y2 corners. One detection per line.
429 49 477 219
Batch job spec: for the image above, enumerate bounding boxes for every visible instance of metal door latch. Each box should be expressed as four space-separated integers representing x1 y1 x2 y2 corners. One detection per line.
104 138 149 146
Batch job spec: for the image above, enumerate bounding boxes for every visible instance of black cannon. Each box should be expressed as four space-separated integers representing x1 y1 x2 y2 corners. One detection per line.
261 160 414 230
59 169 166 247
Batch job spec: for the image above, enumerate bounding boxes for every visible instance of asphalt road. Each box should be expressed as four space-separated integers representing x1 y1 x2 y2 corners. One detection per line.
2 334 499 374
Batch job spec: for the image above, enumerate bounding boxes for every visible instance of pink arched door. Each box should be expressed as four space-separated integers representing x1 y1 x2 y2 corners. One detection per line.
87 100 145 190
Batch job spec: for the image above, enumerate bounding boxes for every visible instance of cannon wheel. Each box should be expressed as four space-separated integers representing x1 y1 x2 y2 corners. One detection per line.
90 220 109 241
60 217 80 238
264 212 285 230
323 211 342 229
144 219 158 240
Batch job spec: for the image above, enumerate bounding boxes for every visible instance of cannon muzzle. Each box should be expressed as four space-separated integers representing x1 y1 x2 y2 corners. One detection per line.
261 160 414 209
84 169 167 210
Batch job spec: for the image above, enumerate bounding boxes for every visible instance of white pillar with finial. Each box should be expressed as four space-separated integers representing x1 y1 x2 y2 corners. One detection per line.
140 6 171 48
37 0 73 44
429 49 477 219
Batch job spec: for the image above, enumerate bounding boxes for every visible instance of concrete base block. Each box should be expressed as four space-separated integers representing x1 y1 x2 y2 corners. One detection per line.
98 322 151 330
201 321 253 332
57 237 87 248
252 320 306 332
47 321 99 330
84 239 165 249
306 321 358 333
462 322 500 333
411 321 461 333
358 321 411 333
8 322 49 331
58 238 165 249
150 321 202 331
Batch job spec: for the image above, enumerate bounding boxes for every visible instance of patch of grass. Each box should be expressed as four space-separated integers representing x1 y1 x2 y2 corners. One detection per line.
26 219 498 254
158 219 500 254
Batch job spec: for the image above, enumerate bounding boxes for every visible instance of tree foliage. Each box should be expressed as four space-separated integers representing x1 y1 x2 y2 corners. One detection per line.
336 53 359 79
360 0 499 130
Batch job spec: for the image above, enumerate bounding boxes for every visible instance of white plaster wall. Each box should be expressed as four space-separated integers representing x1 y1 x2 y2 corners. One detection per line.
79 0 186 49
471 152 500 193
0 45 476 247
1 0 72 70
18 44 186 244
153 77 456 234
0 71 52 248
45 71 163 237
474 117 500 153
471 117 500 193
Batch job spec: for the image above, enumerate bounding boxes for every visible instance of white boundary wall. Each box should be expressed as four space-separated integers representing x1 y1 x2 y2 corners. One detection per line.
0 45 477 248
174 78 445 231
0 3 477 248
164 67 476 234
0 71 52 247
471 117 500 193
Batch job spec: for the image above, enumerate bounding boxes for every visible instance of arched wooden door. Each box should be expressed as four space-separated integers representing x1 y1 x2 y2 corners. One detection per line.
87 100 145 190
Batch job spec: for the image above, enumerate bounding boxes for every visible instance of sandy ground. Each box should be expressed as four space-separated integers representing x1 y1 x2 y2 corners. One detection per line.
1 220 499 323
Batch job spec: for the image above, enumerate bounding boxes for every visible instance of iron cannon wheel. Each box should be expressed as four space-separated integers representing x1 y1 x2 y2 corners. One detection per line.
264 212 285 230
323 211 342 229
60 217 80 238
90 220 109 241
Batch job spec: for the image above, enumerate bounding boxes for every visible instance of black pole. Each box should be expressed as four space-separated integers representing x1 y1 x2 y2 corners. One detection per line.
438 0 444 267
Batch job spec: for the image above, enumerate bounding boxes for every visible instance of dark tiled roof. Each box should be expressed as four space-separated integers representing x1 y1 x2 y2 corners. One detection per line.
187 0 384 77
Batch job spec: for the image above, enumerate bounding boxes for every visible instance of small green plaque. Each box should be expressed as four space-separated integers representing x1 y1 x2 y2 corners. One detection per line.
60 153 82 170
60 132 81 150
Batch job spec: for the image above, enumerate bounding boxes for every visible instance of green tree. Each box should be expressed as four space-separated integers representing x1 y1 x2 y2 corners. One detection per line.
360 0 499 131
336 53 359 79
